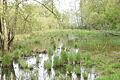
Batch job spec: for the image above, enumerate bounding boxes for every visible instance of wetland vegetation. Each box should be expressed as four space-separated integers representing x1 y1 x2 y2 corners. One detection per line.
0 0 120 80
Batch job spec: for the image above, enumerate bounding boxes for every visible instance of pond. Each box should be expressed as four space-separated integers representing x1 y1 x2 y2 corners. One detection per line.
0 46 98 80
0 34 100 80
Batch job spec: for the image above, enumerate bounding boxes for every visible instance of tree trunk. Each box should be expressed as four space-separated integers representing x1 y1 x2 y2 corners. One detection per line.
2 0 8 52
0 0 14 53
14 0 19 30
3 19 8 52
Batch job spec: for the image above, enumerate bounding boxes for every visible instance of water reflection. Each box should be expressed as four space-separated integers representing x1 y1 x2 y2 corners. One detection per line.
38 54 48 80
0 48 97 80
0 63 16 80
88 67 95 80
13 61 20 80
80 67 85 80
50 54 55 79
72 71 77 80
0 58 97 80
57 43 63 59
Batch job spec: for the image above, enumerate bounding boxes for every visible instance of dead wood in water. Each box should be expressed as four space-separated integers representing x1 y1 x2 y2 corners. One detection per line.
32 48 48 54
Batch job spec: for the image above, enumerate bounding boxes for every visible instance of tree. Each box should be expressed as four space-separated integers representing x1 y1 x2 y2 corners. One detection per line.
80 0 120 30
34 0 63 27
0 0 14 53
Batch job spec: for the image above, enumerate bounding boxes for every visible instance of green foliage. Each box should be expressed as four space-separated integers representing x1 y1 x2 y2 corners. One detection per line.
2 54 13 65
97 73 120 80
19 59 28 69
48 48 53 56
59 51 68 64
83 72 88 79
80 0 120 30
76 53 80 61
54 55 60 66
74 65 80 74
112 63 120 69
0 2 60 34
66 64 72 73
13 30 120 79
81 52 93 67
1 0 120 79
67 53 77 63
44 59 52 70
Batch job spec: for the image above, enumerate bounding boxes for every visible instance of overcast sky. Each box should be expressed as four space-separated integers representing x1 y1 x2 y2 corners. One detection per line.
29 0 80 13
8 0 80 13
54 0 80 13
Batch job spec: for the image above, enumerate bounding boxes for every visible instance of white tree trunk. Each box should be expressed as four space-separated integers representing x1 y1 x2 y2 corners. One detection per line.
3 19 8 52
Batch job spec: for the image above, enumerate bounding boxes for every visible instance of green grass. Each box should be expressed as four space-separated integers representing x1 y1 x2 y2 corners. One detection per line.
18 58 29 69
10 29 120 78
14 29 120 51
2 54 13 66
97 73 120 80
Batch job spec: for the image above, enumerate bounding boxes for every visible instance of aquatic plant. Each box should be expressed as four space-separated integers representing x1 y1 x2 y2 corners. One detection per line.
19 59 28 69
44 59 52 70
81 52 93 67
66 64 72 73
75 65 80 75
48 48 53 56
67 52 77 64
59 51 68 65
2 54 13 66
54 55 60 66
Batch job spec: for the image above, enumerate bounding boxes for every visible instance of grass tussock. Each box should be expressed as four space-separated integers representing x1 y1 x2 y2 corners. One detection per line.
1 29 119 79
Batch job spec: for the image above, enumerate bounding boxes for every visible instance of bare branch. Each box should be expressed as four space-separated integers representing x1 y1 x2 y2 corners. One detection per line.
33 0 58 19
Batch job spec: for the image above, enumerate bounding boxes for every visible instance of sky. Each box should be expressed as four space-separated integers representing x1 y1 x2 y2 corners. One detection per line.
27 0 80 13
8 0 80 13
54 0 80 13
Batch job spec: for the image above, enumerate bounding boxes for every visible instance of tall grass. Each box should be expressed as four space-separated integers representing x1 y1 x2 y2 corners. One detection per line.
6 29 120 78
